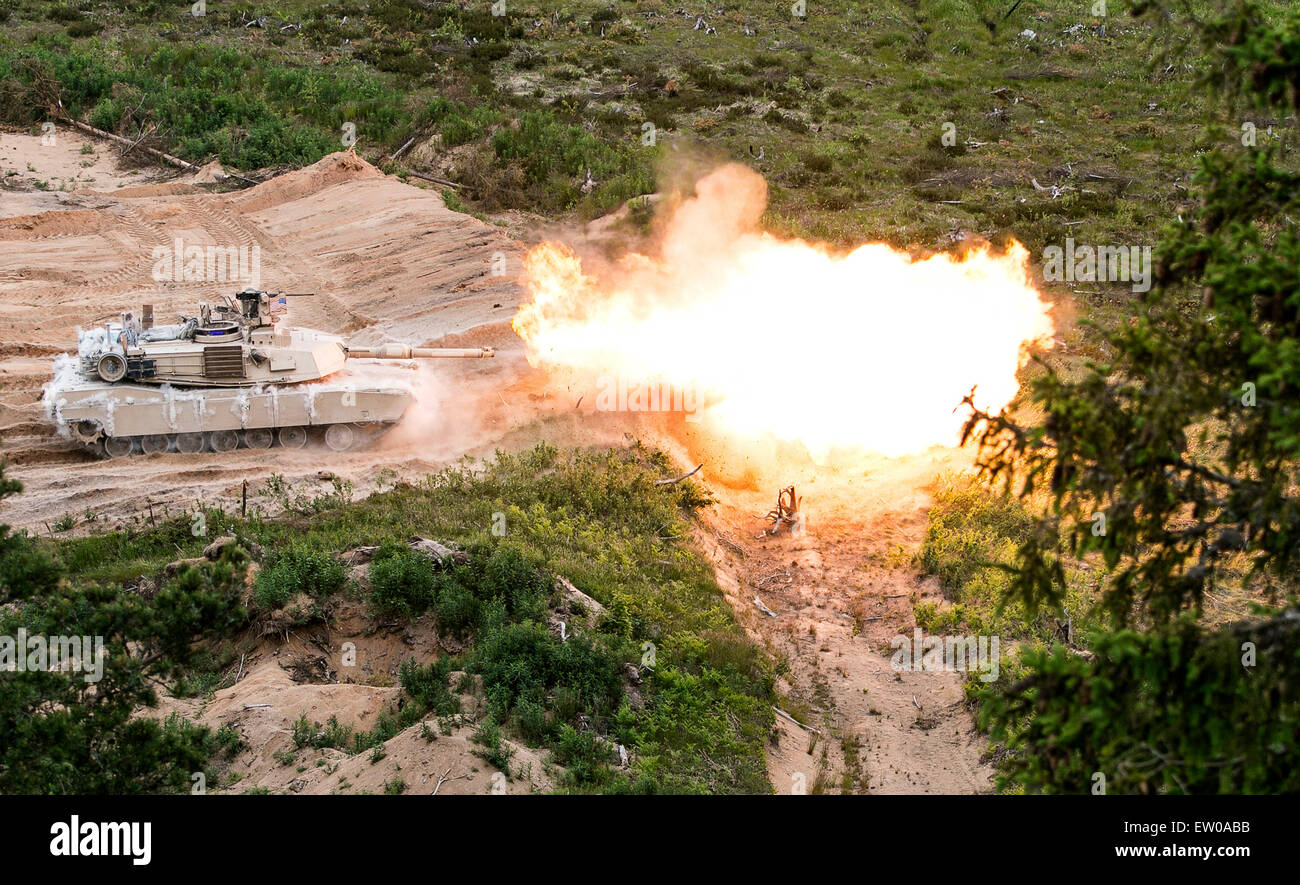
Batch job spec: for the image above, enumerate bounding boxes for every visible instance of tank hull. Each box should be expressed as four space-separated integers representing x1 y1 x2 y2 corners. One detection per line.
47 380 413 455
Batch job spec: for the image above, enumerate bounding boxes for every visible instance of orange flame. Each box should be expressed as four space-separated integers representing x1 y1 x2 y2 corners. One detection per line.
513 164 1053 460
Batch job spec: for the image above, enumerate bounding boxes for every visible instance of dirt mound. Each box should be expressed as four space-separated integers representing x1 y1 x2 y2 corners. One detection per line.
0 208 107 239
189 160 228 185
205 660 398 734
157 658 552 795
696 451 996 794
147 592 558 796
109 182 206 198
232 151 386 214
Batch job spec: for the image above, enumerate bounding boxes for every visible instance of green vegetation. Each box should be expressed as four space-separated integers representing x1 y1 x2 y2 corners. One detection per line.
917 474 1100 641
254 546 348 611
398 656 460 720
947 0 1300 793
0 465 247 793
471 717 515 775
5 0 1297 797
980 616 1300 793
292 713 354 752
5 0 1290 250
366 546 440 619
11 444 771 794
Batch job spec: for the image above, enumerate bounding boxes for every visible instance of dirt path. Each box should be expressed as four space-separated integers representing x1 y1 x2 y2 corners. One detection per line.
689 449 996 794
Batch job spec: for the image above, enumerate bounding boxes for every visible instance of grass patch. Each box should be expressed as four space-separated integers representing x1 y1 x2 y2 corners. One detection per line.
45 444 773 794
917 473 1100 642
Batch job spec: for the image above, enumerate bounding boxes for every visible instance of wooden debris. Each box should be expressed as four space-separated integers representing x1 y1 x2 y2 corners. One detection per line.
59 117 196 172
755 569 792 587
753 595 778 618
711 529 745 557
772 706 821 734
432 766 469 795
389 136 417 161
406 170 466 189
555 575 607 628
761 485 802 536
655 463 703 485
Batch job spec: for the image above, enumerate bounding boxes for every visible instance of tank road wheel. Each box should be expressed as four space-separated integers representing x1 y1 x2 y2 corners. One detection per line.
73 420 102 444
140 434 170 455
243 428 274 450
175 432 206 454
96 352 128 383
323 423 356 453
209 430 239 453
278 426 309 449
103 436 134 458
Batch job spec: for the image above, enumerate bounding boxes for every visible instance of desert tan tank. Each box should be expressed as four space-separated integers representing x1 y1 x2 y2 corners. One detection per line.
43 288 493 457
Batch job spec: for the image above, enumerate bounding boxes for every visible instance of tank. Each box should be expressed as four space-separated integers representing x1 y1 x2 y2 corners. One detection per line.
43 288 493 457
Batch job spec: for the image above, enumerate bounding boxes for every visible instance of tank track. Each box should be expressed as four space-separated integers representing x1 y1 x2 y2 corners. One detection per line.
77 422 390 458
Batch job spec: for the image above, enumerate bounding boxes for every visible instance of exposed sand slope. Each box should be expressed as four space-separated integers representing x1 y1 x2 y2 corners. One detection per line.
699 451 997 795
0 139 527 530
154 659 553 795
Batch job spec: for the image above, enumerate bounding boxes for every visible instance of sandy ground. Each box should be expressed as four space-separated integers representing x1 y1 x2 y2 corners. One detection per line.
151 594 556 795
1 126 992 793
696 453 996 794
0 127 172 218
0 127 528 532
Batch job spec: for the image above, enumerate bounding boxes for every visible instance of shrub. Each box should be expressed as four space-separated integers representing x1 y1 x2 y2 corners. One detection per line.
2 39 403 169
472 621 627 722
552 724 613 787
292 714 353 750
514 693 551 744
435 577 479 637
472 716 514 775
398 656 460 717
802 152 833 174
368 550 438 618
67 20 103 39
492 110 629 186
46 5 84 23
478 547 552 622
254 547 346 610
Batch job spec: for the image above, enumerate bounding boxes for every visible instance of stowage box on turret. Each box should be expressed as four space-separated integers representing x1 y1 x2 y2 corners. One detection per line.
44 289 493 457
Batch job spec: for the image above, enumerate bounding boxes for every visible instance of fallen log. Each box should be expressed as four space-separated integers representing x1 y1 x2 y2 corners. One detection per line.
59 117 197 171
772 706 821 734
389 135 417 161
55 117 261 186
405 170 466 190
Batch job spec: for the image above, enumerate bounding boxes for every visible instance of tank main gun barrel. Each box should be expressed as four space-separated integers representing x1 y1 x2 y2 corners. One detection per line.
346 344 495 359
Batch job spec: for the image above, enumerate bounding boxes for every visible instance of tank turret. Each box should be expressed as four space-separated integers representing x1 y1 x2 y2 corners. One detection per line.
45 289 494 457
81 289 492 387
